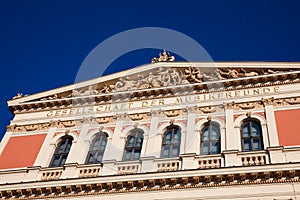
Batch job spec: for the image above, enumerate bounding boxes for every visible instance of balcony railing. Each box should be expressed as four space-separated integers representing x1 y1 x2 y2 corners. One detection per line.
41 167 63 181
238 151 268 166
76 164 101 178
115 161 140 175
196 154 222 169
155 158 180 172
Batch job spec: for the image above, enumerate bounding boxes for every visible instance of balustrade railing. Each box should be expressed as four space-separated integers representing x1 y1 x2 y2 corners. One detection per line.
41 168 63 181
196 155 222 169
238 151 267 166
156 158 180 172
77 165 101 178
115 161 140 175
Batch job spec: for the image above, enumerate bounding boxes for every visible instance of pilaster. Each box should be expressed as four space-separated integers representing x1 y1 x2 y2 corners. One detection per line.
180 153 197 170
223 150 240 167
267 146 285 164
143 110 161 158
225 103 236 150
101 159 117 175
103 113 127 161
262 98 279 147
184 106 198 154
140 156 157 173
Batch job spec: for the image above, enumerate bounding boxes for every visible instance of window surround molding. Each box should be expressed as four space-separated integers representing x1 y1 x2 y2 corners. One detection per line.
84 128 113 142
118 125 149 161
196 118 225 155
157 121 186 158
83 128 113 151
41 131 79 167
234 114 269 151
85 131 108 164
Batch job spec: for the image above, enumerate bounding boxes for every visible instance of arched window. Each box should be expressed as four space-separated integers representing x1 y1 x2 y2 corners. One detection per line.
86 132 108 164
241 118 263 151
161 125 181 158
50 135 73 167
201 122 221 155
123 128 144 161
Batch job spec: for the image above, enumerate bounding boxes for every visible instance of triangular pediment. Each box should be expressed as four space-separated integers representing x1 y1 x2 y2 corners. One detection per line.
7 61 300 107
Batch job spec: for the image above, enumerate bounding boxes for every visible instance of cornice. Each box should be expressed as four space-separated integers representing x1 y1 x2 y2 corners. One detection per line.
0 168 299 199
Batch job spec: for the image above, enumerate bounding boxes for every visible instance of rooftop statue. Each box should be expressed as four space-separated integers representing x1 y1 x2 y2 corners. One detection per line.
151 50 175 63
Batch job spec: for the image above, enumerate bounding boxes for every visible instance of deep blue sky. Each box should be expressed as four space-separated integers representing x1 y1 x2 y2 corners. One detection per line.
1 0 300 141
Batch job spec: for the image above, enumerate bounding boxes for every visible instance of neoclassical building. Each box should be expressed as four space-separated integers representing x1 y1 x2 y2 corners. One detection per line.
0 52 300 199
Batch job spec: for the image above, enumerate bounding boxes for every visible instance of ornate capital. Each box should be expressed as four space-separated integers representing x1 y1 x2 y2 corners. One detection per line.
165 110 180 117
199 106 216 113
185 106 198 113
224 102 236 110
261 97 274 106
114 113 128 120
150 110 162 117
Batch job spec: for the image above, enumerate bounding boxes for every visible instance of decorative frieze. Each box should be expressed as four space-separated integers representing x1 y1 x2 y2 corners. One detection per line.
165 110 181 117
7 117 115 133
129 113 149 121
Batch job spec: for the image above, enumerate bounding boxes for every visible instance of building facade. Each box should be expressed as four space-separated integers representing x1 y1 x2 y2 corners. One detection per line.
0 53 300 199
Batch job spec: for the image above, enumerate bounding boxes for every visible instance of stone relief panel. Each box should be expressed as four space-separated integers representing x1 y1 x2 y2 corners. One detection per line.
34 64 295 101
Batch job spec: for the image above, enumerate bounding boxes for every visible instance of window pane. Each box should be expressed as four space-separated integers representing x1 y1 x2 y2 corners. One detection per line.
127 136 135 147
202 143 210 155
51 155 60 167
251 123 260 136
136 137 143 147
60 155 67 166
100 143 106 150
211 127 219 140
65 141 72 152
173 133 180 143
88 153 94 163
172 146 179 157
164 132 172 143
242 123 250 137
253 139 261 150
133 149 141 159
202 128 209 141
57 142 65 153
211 142 220 154
92 139 100 150
243 139 251 151
96 154 103 162
101 139 107 146
163 146 170 157
124 150 132 160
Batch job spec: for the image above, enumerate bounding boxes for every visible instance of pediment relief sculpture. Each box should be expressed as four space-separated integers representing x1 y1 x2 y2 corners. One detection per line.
32 65 295 102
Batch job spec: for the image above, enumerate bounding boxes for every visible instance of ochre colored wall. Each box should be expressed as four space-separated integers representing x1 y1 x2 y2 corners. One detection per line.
275 109 300 146
0 134 46 169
